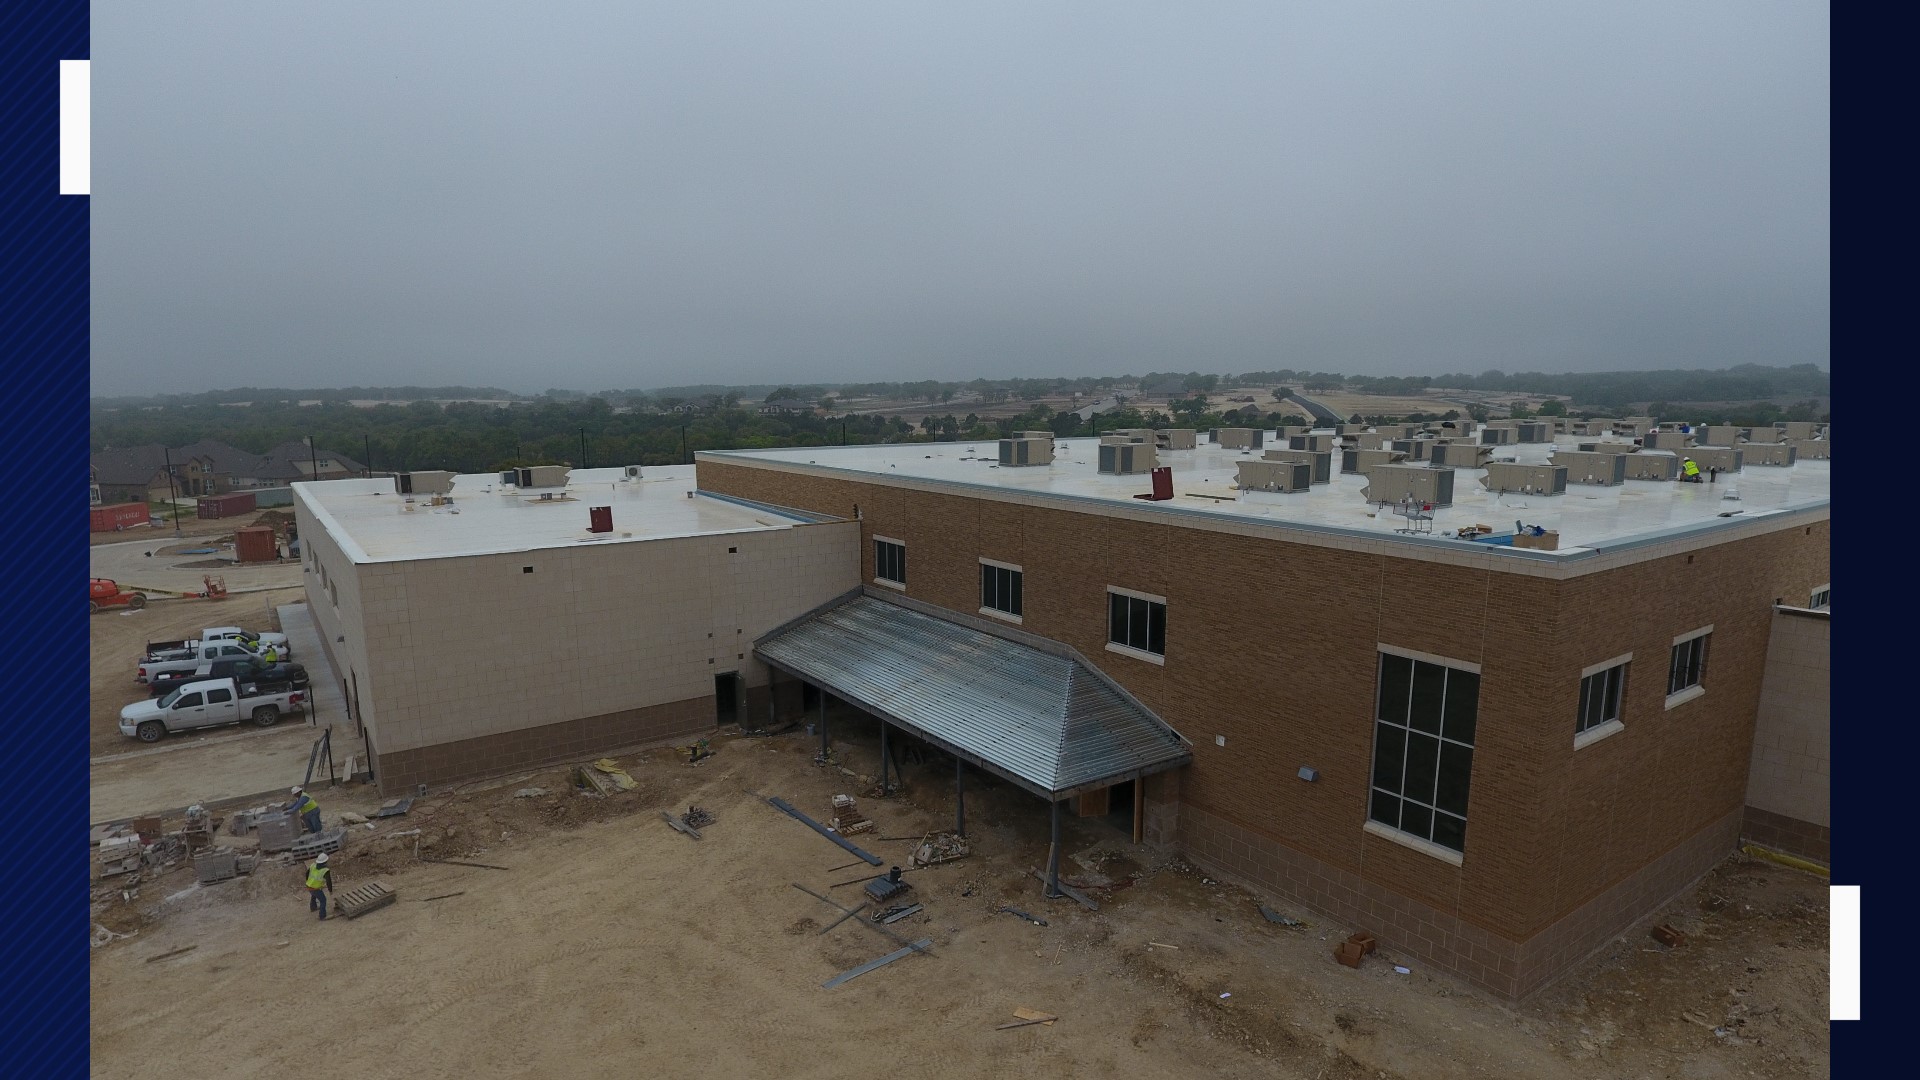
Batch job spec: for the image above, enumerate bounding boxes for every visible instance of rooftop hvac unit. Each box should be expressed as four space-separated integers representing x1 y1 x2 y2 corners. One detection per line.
1550 450 1629 486
1237 459 1313 493
499 470 517 485
1389 438 1434 461
1623 452 1680 481
1685 446 1744 473
1703 426 1745 447
1262 448 1332 484
1341 447 1408 474
1430 441 1493 468
1098 441 1157 475
997 438 1054 467
1155 428 1197 450
1356 431 1390 450
1479 426 1514 445
623 465 642 480
516 465 570 488
1377 424 1419 440
1513 422 1552 443
1789 438 1829 460
1777 422 1821 441
1741 442 1797 467
1361 463 1455 507
1217 428 1264 450
1576 441 1639 455
1643 431 1695 451
1481 462 1567 495
1288 433 1335 453
395 470 455 495
1013 430 1054 442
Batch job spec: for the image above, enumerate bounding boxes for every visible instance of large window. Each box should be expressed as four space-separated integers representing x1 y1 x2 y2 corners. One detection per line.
1577 660 1627 738
1668 629 1710 699
980 560 1023 620
1369 651 1478 856
874 537 906 587
1107 588 1166 659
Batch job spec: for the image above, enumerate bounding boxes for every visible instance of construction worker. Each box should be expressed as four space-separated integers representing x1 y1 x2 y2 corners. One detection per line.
261 641 281 664
305 853 334 920
288 786 322 834
1681 457 1702 483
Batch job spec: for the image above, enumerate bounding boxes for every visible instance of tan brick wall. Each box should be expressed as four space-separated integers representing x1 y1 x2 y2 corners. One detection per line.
699 457 1829 994
1741 609 1830 862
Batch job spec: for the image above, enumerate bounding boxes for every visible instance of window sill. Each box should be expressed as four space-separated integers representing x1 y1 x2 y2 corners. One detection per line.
873 578 906 592
1105 641 1166 666
1363 820 1464 866
979 607 1023 626
1664 685 1705 711
1574 718 1625 750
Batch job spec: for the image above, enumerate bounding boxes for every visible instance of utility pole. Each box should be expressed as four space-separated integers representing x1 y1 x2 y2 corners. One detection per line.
579 427 588 469
681 425 689 465
162 446 182 536
364 434 372 478
307 435 318 480
842 420 847 445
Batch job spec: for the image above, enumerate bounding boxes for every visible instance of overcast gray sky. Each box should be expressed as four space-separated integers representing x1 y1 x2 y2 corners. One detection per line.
91 2 1829 395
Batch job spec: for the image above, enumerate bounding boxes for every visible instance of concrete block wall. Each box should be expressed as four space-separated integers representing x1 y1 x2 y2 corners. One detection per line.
305 501 859 792
1742 608 1830 864
697 454 1830 998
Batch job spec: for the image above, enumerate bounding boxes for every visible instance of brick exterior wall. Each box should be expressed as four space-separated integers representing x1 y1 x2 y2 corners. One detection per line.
698 455 1829 998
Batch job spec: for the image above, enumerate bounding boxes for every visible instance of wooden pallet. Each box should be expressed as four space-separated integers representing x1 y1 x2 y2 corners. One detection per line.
335 882 397 919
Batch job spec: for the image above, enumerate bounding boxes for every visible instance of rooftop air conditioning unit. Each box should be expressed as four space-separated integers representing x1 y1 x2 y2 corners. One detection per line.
396 471 455 496
499 470 517 485
1237 459 1312 493
1097 440 1157 474
1624 451 1680 481
998 438 1054 467
1361 463 1455 507
1262 448 1331 484
516 465 570 489
1549 450 1629 486
1481 462 1567 495
623 465 642 480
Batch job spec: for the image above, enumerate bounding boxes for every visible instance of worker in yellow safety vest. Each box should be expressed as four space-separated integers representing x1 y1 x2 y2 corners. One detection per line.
1681 457 1702 483
288 786 322 833
305 853 335 920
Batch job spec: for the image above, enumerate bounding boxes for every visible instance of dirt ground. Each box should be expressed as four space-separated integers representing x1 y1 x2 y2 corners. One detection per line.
90 588 305 759
90 723 1830 1080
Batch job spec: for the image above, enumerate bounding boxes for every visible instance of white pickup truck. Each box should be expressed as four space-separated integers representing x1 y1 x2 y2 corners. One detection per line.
137 637 284 684
118 677 308 743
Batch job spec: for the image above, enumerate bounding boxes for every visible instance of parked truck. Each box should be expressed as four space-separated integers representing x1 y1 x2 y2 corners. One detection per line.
146 657 311 697
142 626 291 663
137 637 283 683
119 677 307 742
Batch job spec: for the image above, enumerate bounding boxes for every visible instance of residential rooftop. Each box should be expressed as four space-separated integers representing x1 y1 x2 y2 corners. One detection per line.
703 434 1830 557
298 465 817 564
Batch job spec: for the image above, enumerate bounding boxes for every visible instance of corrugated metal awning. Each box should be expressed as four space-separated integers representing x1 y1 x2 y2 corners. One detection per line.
755 594 1191 799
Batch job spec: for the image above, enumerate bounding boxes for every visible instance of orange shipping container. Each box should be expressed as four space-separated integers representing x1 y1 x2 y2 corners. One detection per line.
234 525 278 563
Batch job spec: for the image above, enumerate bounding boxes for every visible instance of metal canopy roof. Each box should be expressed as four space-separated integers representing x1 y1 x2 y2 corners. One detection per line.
755 593 1191 800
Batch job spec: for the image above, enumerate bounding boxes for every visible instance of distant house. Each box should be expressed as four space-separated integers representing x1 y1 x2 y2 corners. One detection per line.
173 439 278 492
667 403 704 415
90 445 213 504
758 398 816 415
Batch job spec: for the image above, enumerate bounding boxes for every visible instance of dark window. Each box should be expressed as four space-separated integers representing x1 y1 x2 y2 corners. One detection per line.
1668 634 1708 696
1577 662 1627 734
1368 653 1477 854
980 563 1023 617
1107 591 1167 656
1810 588 1830 609
875 539 906 585
175 693 203 708
207 688 233 704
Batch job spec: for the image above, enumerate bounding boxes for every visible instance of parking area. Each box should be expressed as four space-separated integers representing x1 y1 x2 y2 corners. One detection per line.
89 590 364 824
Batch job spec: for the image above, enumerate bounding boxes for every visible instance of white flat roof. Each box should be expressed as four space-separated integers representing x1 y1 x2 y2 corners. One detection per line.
299 465 816 563
705 435 1830 556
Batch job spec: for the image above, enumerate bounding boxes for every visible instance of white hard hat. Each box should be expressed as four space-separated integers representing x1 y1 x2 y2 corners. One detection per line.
290 786 303 795
316 853 328 865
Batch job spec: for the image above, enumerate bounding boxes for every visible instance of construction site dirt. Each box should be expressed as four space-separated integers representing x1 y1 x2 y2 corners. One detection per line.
89 728 1830 1080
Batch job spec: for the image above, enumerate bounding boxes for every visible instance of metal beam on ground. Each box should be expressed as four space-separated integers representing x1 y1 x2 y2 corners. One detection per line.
821 939 934 989
768 797 882 865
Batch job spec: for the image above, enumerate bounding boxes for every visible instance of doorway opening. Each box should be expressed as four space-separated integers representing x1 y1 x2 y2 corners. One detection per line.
715 673 740 725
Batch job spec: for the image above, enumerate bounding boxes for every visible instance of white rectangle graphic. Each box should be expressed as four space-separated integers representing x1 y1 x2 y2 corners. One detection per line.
1831 884 1859 1020
60 60 90 195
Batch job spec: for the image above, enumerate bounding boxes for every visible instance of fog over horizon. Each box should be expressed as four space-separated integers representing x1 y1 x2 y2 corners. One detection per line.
91 3 1829 397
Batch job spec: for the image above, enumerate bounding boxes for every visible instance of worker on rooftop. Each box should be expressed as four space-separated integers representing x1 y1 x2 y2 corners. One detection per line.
305 853 334 921
288 786 322 834
1681 457 1702 484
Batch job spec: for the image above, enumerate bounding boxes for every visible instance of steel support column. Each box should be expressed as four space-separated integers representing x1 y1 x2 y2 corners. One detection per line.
1046 799 1063 898
879 724 891 795
954 758 965 838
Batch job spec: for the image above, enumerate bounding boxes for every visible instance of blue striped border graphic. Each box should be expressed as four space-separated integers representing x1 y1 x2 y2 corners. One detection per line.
0 1 88 1076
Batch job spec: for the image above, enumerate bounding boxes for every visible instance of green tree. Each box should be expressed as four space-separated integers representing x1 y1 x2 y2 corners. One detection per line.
1536 398 1567 416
